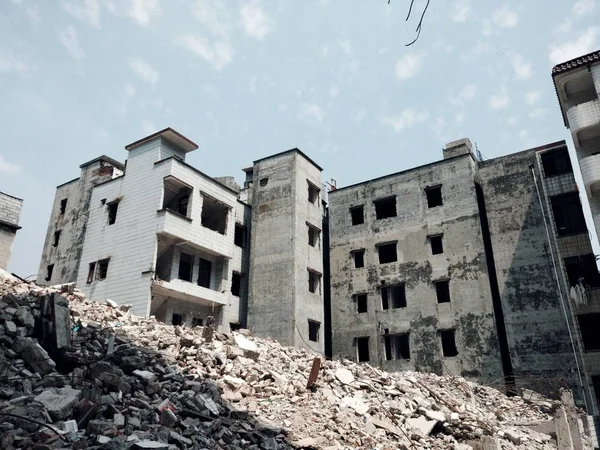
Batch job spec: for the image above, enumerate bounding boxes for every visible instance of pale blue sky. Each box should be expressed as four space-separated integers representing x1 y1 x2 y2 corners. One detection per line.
1 0 599 277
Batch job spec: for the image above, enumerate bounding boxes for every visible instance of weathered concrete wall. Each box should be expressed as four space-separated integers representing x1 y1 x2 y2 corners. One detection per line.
247 150 325 352
328 154 504 383
0 191 23 269
37 159 122 285
478 149 579 394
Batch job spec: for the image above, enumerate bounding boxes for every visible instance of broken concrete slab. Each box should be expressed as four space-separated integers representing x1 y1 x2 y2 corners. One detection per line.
406 416 437 437
34 386 82 421
335 368 354 385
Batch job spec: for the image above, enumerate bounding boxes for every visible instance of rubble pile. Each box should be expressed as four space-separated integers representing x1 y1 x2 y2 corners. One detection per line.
0 270 560 449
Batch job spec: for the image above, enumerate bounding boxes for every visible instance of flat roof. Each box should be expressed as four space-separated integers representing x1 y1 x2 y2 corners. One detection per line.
80 155 125 171
253 148 323 171
0 191 23 202
125 127 198 153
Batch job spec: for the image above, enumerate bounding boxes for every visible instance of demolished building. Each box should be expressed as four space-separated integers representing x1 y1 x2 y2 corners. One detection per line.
0 191 23 269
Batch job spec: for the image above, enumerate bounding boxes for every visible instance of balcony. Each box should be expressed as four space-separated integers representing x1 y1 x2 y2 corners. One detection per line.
156 209 233 258
151 278 228 307
566 99 600 146
580 153 600 197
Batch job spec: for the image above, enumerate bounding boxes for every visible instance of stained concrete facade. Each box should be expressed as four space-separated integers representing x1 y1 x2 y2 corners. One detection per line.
37 157 124 285
0 191 23 269
328 138 595 407
246 150 325 352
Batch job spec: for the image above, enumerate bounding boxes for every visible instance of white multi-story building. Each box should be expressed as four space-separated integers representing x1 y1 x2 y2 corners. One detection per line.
552 49 600 237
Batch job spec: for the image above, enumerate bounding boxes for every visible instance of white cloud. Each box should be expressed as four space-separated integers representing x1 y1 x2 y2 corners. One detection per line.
489 87 509 109
395 52 425 80
128 57 159 84
448 83 477 106
58 26 85 59
456 110 465 123
62 0 101 28
106 0 161 26
383 109 429 132
510 53 532 79
0 155 20 175
176 35 234 70
141 119 157 135
338 39 352 56
431 116 447 138
529 108 549 119
0 47 29 74
574 0 595 15
192 0 231 36
239 1 272 40
26 7 41 25
525 91 541 106
298 103 324 123
329 86 339 98
519 129 529 141
549 27 600 64
491 5 519 28
452 0 471 22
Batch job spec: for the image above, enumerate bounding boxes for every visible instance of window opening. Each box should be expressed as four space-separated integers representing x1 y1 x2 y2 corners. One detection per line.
374 196 397 219
551 193 586 236
541 147 572 177
378 242 397 264
308 270 321 294
231 272 241 297
592 376 600 410
172 313 184 326
308 320 320 342
260 178 269 187
97 259 109 280
234 224 245 247
107 201 119 225
201 195 228 235
356 337 370 362
384 331 410 360
429 234 443 255
45 264 54 282
87 262 96 284
191 317 203 327
197 258 212 288
355 294 368 313
381 284 406 309
230 322 242 331
564 254 600 288
353 249 365 268
578 314 600 351
308 182 320 204
178 252 194 282
308 224 320 248
162 176 192 217
53 230 61 247
435 280 450 303
350 206 364 225
426 186 443 208
440 329 458 357
60 199 67 215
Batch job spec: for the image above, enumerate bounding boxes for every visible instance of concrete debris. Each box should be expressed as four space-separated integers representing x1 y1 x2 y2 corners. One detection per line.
0 276 572 449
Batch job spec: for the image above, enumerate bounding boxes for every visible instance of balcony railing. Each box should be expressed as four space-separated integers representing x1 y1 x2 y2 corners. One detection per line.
580 153 600 197
566 99 600 146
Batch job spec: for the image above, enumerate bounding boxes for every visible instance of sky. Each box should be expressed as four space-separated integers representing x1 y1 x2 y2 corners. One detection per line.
1 0 599 278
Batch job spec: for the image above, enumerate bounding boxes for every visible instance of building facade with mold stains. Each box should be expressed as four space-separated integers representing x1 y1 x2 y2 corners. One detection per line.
0 191 23 270
328 138 600 411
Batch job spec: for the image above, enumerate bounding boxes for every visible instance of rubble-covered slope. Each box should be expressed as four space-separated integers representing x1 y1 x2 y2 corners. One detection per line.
0 269 559 449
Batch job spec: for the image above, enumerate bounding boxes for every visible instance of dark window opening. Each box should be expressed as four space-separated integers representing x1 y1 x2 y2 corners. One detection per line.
260 177 269 187
45 264 54 282
429 234 443 255
374 196 397 219
384 331 410 360
197 258 212 288
230 322 242 331
578 314 600 351
60 199 67 215
308 320 320 342
191 317 203 327
435 280 450 303
53 230 61 247
308 270 321 294
355 294 368 313
308 224 320 248
592 376 600 409
97 259 109 280
377 242 397 264
201 195 228 235
353 249 365 268
564 254 600 288
350 206 364 225
178 252 194 282
231 272 241 297
234 224 245 247
356 337 369 362
107 201 119 225
172 313 184 326
87 262 96 284
381 284 406 309
163 177 192 217
426 186 443 208
551 193 586 236
440 329 458 357
308 182 320 204
541 147 572 177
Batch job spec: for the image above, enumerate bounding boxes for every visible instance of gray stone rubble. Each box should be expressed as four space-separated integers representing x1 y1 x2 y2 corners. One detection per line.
0 268 564 449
